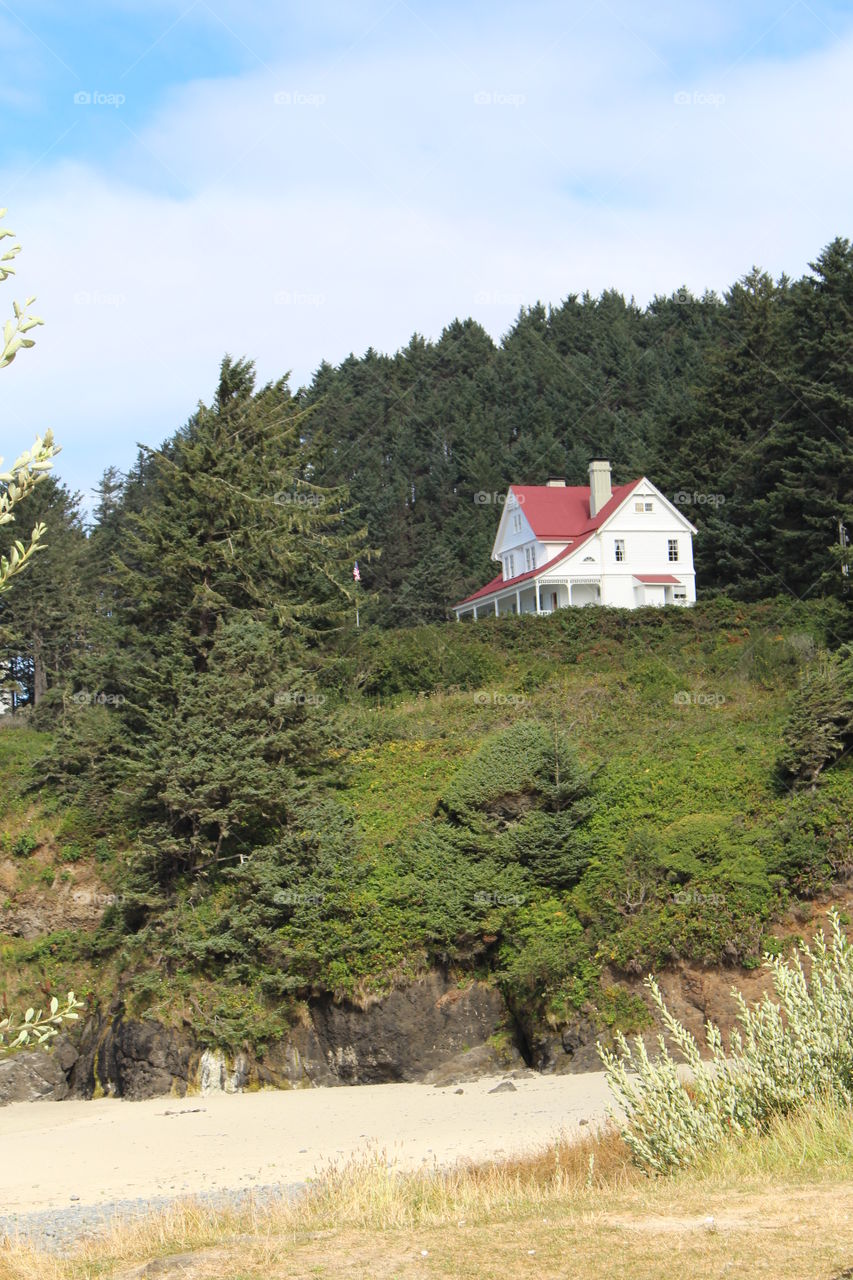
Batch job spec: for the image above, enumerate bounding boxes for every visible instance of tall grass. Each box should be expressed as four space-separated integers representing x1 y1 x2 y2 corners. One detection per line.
3 1102 853 1280
599 910 853 1172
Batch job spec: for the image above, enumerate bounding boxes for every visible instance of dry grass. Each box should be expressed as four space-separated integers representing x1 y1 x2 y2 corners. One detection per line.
3 1107 853 1280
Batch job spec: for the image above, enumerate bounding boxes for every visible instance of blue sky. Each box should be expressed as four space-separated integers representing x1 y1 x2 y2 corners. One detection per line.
2 0 853 504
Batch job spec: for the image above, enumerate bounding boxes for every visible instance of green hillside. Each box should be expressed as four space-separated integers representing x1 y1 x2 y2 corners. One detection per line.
2 597 850 1058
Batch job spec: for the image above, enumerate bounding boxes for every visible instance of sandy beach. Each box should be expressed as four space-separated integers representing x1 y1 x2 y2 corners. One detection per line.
1 1072 613 1213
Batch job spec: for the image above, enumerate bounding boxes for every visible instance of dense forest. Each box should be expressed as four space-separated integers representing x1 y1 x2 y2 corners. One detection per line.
0 239 851 1059
3 237 851 698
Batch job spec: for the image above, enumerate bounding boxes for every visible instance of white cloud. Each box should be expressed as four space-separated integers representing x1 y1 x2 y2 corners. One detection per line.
2 10 852 499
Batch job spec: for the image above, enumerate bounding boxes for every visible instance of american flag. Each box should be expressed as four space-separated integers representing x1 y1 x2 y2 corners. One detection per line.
353 561 361 582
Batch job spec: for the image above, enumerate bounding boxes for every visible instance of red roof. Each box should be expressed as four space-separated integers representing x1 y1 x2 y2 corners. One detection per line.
509 481 638 540
454 478 641 608
454 544 583 605
633 574 681 584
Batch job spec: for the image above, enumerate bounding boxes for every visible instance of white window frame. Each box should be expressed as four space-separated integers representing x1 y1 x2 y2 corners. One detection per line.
614 539 625 562
668 538 679 562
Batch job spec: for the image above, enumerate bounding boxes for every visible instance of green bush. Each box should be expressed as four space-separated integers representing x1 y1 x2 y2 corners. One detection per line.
777 647 853 790
11 831 38 857
357 626 500 696
57 842 84 863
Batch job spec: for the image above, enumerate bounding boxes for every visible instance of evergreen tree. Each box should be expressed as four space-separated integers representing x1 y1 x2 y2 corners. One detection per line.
753 240 853 600
50 356 370 892
0 476 88 706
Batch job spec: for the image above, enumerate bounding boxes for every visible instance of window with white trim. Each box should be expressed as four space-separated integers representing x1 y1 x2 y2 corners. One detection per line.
614 539 625 562
507 553 516 577
634 501 654 512
525 545 536 571
668 538 679 562
512 512 522 533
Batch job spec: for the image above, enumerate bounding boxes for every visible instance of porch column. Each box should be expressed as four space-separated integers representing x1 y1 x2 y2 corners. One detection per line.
494 598 499 617
516 589 521 614
473 604 478 620
535 580 540 613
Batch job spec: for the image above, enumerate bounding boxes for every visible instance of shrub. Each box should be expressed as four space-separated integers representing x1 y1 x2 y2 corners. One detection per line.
11 830 38 857
357 626 499 697
599 911 853 1174
777 647 853 790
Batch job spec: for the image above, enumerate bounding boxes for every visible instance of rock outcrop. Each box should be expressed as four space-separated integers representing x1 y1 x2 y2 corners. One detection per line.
0 1036 77 1103
308 972 512 1084
10 957 782 1104
56 970 521 1100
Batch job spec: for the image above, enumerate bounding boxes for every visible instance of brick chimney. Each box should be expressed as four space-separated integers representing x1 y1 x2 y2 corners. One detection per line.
588 459 612 518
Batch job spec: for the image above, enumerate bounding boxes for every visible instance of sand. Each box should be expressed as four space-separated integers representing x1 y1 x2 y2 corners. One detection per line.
0 1072 613 1212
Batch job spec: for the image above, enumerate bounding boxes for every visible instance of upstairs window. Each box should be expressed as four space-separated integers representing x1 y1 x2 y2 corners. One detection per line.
668 538 679 562
506 553 516 577
512 512 523 533
614 539 625 562
525 545 536 571
634 501 654 512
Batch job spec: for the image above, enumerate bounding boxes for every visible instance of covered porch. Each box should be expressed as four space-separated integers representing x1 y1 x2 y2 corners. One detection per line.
455 575 602 620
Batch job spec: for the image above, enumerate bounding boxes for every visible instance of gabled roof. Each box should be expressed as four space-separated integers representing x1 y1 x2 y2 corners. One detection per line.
508 480 639 541
455 544 577 605
458 478 642 608
455 476 697 610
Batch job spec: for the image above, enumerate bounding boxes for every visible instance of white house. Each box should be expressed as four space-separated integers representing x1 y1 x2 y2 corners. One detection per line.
453 460 697 619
